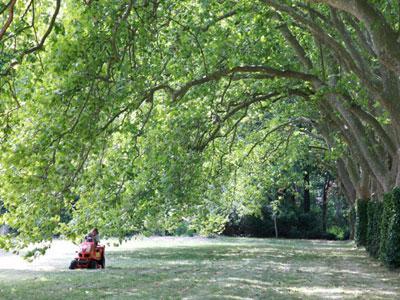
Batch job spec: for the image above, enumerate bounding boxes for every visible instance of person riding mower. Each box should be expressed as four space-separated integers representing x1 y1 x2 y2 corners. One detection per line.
69 229 105 269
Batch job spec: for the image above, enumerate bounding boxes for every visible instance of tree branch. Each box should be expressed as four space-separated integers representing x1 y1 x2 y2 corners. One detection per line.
349 103 397 157
172 65 320 101
201 9 238 32
310 0 400 75
275 14 314 71
23 0 61 55
0 0 17 41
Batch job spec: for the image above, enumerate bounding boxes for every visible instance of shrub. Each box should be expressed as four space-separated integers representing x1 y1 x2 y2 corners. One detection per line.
297 211 323 239
223 203 348 240
277 210 298 237
174 222 195 237
355 199 368 246
223 210 241 236
223 208 275 238
379 192 393 263
239 214 273 237
366 200 382 258
381 188 400 269
327 225 345 240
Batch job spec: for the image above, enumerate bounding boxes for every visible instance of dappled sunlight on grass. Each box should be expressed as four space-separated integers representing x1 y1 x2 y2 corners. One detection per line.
0 237 399 299
283 286 398 300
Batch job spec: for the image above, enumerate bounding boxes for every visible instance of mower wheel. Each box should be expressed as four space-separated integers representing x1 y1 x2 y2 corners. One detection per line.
99 257 105 269
69 260 78 270
88 260 97 269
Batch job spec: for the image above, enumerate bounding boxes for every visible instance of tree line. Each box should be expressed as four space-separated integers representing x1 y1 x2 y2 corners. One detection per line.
0 0 399 267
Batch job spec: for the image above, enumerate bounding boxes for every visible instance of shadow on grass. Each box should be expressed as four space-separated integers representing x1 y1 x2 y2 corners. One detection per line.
0 238 399 300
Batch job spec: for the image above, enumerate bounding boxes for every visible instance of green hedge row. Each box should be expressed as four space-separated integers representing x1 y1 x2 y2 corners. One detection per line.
355 187 400 269
366 200 382 258
355 199 368 246
381 188 400 268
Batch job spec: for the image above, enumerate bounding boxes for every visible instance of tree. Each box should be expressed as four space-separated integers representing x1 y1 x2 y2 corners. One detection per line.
0 0 399 249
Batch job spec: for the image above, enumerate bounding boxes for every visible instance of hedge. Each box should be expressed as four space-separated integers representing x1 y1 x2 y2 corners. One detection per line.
379 192 393 264
366 200 382 258
381 187 400 269
356 188 400 269
355 199 368 247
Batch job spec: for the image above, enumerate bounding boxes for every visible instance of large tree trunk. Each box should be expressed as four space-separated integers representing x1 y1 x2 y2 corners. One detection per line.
273 214 279 238
349 206 356 240
313 0 400 76
303 170 311 213
322 174 330 232
272 1 399 195
327 95 390 191
337 159 357 204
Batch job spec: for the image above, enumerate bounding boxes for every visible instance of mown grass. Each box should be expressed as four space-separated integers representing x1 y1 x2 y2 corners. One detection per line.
0 237 399 299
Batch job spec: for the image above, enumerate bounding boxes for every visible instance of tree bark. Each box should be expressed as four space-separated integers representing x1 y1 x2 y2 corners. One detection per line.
322 173 330 232
273 214 279 238
327 95 390 191
311 0 400 76
303 170 311 213
337 159 357 205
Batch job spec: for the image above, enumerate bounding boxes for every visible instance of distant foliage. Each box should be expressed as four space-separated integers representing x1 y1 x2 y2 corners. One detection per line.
223 204 346 240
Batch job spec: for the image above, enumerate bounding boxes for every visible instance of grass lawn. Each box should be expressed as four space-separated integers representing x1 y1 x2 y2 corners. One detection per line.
0 237 399 299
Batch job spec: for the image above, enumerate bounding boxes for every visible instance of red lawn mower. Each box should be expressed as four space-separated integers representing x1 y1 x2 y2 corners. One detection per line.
69 236 105 269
